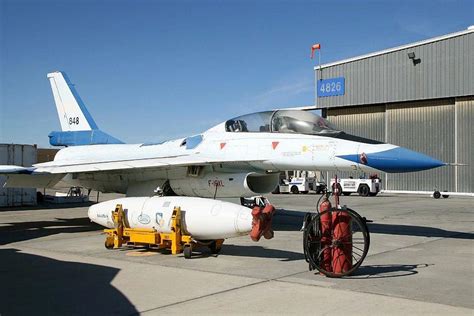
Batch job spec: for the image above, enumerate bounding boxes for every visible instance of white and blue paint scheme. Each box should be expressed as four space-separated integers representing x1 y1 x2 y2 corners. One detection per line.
47 72 122 146
0 72 445 198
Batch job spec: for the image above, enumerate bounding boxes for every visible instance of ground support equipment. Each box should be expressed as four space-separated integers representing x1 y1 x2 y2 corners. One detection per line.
302 177 371 277
104 204 223 259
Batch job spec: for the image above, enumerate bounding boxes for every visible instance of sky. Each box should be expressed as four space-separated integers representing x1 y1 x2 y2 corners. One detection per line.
1 0 473 147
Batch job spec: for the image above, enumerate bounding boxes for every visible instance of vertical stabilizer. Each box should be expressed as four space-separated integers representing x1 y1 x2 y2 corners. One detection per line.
47 71 98 131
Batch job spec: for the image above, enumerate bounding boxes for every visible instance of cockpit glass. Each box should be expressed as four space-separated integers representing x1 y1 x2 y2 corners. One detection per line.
225 111 273 132
225 110 339 135
271 110 339 134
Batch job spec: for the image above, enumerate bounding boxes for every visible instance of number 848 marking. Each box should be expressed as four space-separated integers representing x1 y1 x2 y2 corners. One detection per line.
69 117 79 125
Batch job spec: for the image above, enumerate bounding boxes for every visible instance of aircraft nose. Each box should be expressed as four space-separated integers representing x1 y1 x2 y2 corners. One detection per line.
364 147 445 172
338 147 445 173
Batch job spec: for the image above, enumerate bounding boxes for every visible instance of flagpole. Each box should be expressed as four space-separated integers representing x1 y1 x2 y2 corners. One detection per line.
311 43 322 110
319 47 322 81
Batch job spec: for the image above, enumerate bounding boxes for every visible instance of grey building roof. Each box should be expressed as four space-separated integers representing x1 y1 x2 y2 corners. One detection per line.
314 27 474 108
315 27 474 70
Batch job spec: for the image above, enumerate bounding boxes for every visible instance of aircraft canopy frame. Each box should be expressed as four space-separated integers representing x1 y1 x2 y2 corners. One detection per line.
224 110 339 135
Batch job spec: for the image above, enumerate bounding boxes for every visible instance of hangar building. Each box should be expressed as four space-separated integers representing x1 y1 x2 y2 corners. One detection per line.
315 27 474 193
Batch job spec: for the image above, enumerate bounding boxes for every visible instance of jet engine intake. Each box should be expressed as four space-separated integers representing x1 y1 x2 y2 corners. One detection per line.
169 172 279 198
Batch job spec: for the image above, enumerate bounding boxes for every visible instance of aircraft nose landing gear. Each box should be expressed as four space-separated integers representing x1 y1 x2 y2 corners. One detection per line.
303 178 370 278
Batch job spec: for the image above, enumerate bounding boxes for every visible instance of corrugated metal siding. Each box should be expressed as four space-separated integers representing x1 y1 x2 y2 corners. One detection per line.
385 99 455 191
316 32 474 108
327 105 385 142
321 98 473 193
456 97 474 193
326 105 385 180
0 144 37 207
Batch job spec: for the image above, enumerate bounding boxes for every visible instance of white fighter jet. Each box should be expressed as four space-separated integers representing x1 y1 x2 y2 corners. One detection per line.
0 71 445 198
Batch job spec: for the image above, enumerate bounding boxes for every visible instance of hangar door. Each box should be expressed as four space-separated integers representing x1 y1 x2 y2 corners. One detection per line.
386 99 455 192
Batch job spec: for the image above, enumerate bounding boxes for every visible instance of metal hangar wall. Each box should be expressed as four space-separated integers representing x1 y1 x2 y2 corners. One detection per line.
315 27 474 193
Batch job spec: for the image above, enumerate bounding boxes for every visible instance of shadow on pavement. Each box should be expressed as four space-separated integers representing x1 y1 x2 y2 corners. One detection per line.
273 209 306 231
274 209 474 240
350 263 433 279
0 201 95 212
0 217 101 245
0 248 138 315
182 244 305 261
220 244 305 261
367 223 474 240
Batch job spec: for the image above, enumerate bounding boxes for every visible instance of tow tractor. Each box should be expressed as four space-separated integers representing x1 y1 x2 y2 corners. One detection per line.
330 174 381 197
273 177 326 194
302 176 371 277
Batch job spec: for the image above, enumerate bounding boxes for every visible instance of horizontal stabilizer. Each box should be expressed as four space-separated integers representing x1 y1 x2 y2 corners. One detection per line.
49 130 124 146
0 165 35 174
0 166 63 188
2 174 64 188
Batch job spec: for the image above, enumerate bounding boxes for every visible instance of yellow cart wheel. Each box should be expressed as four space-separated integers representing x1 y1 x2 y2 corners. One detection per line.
105 236 114 249
183 245 192 259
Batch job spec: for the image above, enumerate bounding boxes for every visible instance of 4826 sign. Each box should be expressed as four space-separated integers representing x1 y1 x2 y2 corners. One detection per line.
317 77 345 97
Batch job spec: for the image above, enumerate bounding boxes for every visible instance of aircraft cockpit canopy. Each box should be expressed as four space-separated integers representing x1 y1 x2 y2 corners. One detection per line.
225 110 340 135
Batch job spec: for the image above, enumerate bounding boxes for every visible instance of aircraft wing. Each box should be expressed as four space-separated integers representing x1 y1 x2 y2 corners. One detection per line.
0 166 65 188
0 155 265 189
2 155 264 175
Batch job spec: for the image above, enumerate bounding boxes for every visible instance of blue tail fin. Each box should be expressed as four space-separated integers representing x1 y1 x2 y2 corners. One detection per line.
47 71 123 146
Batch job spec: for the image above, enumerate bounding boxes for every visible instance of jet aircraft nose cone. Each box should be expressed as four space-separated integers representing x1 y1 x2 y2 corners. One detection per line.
339 147 445 173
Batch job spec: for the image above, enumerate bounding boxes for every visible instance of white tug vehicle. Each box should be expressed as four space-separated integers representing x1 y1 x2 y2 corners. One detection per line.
330 175 381 197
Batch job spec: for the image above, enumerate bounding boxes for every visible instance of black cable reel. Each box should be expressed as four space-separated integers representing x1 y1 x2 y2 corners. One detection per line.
302 189 371 278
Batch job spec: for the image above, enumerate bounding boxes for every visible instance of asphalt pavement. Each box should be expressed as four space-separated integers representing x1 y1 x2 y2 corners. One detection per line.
0 192 472 315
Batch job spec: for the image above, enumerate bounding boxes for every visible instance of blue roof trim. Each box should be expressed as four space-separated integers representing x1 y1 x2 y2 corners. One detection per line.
61 72 99 130
48 130 124 147
337 147 445 173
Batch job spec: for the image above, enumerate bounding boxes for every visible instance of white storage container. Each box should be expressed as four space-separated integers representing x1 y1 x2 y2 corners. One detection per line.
0 144 37 207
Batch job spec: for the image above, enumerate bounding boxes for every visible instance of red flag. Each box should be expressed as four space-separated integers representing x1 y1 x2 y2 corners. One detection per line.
311 43 321 59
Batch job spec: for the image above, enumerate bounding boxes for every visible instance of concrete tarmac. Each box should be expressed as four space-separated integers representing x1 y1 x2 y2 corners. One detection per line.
0 193 473 315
